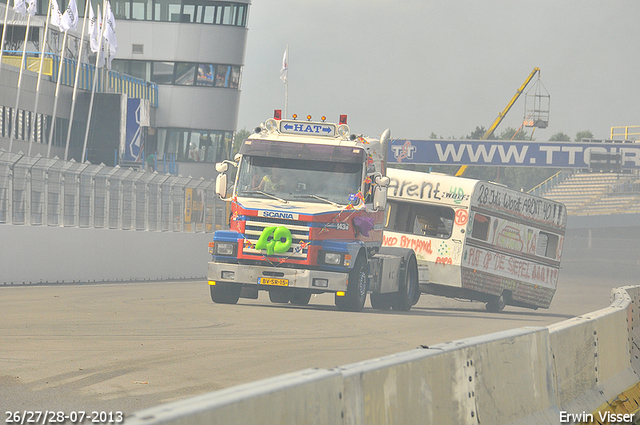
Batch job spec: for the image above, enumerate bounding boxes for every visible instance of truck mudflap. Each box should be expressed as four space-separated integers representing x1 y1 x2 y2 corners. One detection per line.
207 262 348 292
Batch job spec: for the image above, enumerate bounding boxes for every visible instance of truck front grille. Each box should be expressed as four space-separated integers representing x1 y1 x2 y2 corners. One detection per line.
243 216 310 260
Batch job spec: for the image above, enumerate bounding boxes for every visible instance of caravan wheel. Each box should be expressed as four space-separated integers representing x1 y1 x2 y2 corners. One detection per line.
486 293 506 312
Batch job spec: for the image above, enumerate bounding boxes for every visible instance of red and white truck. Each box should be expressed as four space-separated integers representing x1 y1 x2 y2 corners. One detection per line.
208 113 420 311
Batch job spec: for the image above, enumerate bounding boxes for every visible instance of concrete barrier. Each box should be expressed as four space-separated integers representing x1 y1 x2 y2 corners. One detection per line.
0 225 212 284
126 286 640 425
124 369 344 425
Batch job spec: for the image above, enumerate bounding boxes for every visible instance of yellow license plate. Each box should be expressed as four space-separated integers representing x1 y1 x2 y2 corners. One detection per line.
259 277 289 286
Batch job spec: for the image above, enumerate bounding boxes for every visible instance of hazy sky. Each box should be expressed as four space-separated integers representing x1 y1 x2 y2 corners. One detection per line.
236 1 640 142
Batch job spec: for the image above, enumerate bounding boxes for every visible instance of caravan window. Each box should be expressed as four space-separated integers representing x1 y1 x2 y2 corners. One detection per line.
471 213 491 241
536 232 559 259
385 200 454 239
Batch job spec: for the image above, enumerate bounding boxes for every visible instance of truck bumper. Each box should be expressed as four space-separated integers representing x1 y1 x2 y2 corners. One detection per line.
207 262 349 292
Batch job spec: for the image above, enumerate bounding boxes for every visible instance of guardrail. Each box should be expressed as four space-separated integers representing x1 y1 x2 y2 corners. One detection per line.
528 169 573 196
2 52 158 108
0 149 225 232
126 285 640 425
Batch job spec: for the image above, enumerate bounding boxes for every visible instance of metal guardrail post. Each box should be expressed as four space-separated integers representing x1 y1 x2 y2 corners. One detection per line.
7 162 13 225
43 164 49 226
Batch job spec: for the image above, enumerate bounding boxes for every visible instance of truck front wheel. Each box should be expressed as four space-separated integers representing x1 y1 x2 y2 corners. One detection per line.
210 282 241 304
269 289 290 303
336 256 368 312
289 290 312 306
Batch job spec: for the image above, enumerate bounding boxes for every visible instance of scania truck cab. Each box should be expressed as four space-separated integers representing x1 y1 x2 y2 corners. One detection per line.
208 113 420 312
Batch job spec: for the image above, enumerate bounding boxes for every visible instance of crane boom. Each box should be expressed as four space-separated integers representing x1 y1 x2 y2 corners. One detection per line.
482 67 540 140
455 67 541 177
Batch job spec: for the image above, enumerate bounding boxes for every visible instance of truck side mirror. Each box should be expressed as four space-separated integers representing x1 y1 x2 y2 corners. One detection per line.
373 185 387 211
216 173 228 199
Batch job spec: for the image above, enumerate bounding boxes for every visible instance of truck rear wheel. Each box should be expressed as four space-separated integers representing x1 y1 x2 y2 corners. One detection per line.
210 282 241 304
370 293 392 310
392 256 419 312
336 256 368 312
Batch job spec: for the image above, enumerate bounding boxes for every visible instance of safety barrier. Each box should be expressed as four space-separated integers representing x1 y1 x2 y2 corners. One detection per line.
126 285 640 425
2 52 158 107
0 149 225 232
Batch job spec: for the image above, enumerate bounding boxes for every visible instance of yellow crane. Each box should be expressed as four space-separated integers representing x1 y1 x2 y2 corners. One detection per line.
455 67 541 177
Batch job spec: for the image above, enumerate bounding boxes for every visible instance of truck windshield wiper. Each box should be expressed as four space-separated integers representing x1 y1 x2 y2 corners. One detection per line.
294 194 343 208
243 190 288 203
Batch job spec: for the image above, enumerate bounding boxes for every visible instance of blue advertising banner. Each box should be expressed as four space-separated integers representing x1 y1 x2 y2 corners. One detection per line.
388 139 640 169
123 98 144 162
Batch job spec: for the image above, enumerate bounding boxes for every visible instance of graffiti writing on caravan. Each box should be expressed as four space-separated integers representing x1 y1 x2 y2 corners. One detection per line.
475 184 564 224
384 235 433 254
388 178 470 204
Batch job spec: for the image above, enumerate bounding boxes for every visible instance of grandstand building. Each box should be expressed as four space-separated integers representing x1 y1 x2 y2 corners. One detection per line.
0 0 250 179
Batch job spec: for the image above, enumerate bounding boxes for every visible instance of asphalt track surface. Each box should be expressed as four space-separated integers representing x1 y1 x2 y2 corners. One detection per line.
1 233 638 416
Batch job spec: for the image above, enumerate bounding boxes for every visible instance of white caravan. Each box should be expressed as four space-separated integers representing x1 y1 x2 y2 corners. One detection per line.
383 168 567 311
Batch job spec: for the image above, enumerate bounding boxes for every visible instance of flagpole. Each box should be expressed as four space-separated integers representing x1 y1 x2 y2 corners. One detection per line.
28 0 53 156
9 12 32 152
82 0 108 163
46 28 67 158
64 0 89 160
283 45 288 119
0 2 11 79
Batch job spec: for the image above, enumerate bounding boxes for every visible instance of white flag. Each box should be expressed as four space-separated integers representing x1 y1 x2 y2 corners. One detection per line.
279 48 288 83
88 3 100 53
103 1 117 54
60 0 78 31
26 0 37 16
103 1 117 69
13 0 27 16
98 40 106 68
50 0 64 31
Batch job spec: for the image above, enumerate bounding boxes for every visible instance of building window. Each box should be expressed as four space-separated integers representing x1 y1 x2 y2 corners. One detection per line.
174 62 196 85
113 59 242 88
151 61 174 84
196 64 215 86
143 0 247 25
156 128 232 163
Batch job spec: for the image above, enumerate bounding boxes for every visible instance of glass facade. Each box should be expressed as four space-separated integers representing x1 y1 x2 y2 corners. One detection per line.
5 0 248 27
112 59 241 88
156 128 232 163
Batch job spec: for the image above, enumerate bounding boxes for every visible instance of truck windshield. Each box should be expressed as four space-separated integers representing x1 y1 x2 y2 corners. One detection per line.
236 156 363 206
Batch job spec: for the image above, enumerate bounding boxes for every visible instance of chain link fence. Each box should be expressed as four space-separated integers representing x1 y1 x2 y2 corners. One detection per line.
0 149 228 232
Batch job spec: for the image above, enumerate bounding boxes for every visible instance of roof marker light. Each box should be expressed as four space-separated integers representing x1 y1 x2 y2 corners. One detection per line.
265 118 278 132
339 114 347 125
321 116 326 122
337 124 350 138
292 114 298 120
274 109 282 120
307 115 312 121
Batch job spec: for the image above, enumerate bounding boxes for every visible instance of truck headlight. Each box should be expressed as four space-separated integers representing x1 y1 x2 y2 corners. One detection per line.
319 251 343 266
215 242 237 256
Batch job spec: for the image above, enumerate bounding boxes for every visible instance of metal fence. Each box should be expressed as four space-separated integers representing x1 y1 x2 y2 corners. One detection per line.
0 149 227 232
3 52 159 108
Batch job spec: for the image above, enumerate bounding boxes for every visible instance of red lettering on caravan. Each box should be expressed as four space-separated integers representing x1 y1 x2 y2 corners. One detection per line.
383 235 398 246
436 257 453 265
400 235 433 254
468 247 482 268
